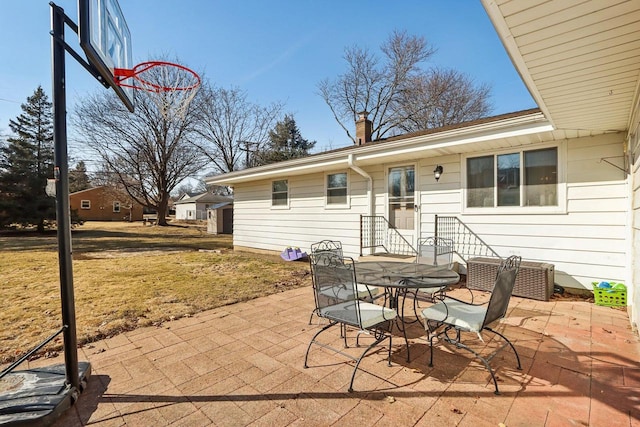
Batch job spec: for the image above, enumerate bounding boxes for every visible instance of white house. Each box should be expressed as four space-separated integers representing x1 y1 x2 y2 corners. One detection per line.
174 192 233 224
206 1 640 330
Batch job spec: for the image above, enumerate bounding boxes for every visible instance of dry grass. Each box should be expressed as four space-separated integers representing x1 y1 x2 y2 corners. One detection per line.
0 221 311 363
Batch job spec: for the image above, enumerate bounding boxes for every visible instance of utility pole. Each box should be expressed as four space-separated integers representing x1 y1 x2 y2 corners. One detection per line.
237 140 260 168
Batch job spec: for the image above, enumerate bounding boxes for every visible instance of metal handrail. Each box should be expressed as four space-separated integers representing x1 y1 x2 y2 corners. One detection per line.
360 215 417 256
0 325 67 380
434 215 501 264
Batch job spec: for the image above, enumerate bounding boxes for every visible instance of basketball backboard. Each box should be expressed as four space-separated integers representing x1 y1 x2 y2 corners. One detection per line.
78 0 134 111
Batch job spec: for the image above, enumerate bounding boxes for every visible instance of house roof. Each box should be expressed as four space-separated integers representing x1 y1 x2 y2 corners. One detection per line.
69 186 107 195
69 186 132 197
209 202 232 210
174 192 233 205
482 0 640 135
205 109 564 185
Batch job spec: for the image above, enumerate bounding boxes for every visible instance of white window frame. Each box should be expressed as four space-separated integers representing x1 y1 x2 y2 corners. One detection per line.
81 200 91 209
113 201 121 213
325 171 350 208
271 179 289 209
462 142 566 215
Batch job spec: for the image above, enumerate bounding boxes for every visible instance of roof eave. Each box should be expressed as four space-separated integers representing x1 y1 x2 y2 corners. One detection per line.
206 110 552 186
480 0 554 129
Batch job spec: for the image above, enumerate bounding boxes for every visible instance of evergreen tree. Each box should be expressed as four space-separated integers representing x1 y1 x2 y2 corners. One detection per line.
68 160 91 193
256 115 316 165
0 86 55 232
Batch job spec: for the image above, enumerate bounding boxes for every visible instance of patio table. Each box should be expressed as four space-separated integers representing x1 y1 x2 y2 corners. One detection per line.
355 261 460 362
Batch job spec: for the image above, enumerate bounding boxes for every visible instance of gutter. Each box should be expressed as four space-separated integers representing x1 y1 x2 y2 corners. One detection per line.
348 154 373 216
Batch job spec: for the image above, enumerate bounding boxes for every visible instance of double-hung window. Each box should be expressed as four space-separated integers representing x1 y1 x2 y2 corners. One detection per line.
326 172 348 206
272 179 288 207
466 147 559 209
113 201 121 213
81 200 91 209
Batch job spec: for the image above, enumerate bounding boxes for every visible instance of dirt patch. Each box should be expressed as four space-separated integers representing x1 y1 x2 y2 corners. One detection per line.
551 290 594 303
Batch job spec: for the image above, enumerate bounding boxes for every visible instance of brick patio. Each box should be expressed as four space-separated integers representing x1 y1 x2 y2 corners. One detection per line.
32 286 640 426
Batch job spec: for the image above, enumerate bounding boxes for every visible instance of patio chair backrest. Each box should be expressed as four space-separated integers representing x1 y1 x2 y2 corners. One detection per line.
309 252 362 326
417 237 454 268
310 240 344 258
482 255 521 327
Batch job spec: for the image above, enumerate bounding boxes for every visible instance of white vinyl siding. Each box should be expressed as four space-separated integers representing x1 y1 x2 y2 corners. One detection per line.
230 132 626 292
420 134 626 290
233 172 369 256
420 135 626 289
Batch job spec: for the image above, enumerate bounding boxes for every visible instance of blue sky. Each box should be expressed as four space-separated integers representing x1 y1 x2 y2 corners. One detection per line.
0 1 535 161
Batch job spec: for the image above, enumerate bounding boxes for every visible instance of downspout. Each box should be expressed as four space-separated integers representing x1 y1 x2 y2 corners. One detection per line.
348 154 373 216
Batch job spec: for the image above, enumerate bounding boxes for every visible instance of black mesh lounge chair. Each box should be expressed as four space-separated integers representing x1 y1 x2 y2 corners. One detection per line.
421 255 522 394
304 252 397 392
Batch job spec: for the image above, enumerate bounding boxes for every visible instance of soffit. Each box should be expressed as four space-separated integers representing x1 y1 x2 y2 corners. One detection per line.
484 0 640 133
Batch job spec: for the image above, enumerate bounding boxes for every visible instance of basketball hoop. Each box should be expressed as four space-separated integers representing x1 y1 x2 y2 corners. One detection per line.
114 61 201 118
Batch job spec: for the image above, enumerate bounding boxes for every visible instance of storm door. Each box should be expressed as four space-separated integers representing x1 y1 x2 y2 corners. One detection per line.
388 165 416 244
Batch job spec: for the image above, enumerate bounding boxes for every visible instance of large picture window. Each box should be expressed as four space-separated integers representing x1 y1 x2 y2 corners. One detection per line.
466 147 558 208
326 172 347 205
272 179 288 207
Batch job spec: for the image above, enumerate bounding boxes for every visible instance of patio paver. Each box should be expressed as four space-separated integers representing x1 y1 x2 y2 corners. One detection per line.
28 286 640 426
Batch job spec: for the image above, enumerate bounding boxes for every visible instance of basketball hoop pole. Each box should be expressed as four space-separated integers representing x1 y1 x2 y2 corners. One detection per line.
51 2 80 392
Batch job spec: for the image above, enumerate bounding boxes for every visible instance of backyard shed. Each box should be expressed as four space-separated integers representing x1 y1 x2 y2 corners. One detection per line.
174 192 233 222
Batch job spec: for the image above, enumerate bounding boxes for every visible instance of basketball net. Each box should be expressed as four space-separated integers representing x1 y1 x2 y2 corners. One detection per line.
114 61 201 119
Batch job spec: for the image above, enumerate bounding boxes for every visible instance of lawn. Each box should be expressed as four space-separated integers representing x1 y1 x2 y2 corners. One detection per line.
0 221 311 364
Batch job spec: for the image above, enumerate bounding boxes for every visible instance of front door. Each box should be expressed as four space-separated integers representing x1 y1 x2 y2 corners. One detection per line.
388 165 416 246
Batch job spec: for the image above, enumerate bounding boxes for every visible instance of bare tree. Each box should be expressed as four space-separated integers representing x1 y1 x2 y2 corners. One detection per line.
194 85 284 173
172 179 210 198
319 30 434 142
398 68 492 132
73 81 207 226
319 30 492 142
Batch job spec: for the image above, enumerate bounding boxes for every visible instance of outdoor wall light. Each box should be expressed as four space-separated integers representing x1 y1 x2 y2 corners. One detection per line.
434 165 444 182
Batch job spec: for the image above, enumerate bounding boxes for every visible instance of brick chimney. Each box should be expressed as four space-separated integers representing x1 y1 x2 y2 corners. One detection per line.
355 111 372 145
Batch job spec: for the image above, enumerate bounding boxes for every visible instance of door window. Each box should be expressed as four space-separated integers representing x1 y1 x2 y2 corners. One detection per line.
388 166 415 229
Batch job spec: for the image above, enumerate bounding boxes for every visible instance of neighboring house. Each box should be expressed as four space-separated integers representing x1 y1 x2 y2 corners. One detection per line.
69 186 145 221
174 192 233 232
206 2 640 330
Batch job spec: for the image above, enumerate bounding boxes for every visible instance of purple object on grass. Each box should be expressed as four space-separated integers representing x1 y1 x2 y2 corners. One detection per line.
281 247 307 261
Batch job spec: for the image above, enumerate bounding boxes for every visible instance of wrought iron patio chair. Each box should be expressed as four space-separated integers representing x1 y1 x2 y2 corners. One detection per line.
304 252 397 392
310 239 344 258
411 237 458 319
421 255 522 394
308 240 380 324
416 236 455 268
